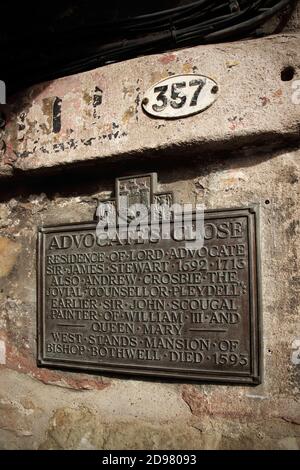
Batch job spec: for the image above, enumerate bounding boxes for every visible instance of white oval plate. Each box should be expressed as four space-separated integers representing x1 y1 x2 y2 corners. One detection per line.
142 74 219 119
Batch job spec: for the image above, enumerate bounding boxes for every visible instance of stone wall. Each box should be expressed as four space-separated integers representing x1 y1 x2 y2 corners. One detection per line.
0 8 299 450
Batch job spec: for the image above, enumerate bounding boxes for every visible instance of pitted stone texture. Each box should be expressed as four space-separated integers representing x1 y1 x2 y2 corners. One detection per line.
0 370 192 450
40 407 202 451
1 34 300 175
40 405 300 450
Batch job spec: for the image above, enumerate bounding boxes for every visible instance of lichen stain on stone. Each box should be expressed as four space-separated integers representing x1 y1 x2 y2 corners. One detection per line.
182 63 193 74
122 106 135 124
83 90 92 106
226 60 240 69
0 237 21 277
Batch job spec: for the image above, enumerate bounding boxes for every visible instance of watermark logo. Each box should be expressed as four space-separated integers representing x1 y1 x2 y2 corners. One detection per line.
0 80 6 104
291 80 300 105
96 200 205 249
96 174 204 248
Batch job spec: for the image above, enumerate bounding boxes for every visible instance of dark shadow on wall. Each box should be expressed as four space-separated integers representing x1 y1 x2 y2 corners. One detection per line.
0 136 299 203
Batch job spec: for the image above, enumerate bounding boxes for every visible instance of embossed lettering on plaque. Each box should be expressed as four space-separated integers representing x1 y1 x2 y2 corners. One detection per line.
37 174 261 384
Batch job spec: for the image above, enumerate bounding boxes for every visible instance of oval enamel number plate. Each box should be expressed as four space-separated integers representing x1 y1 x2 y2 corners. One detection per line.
142 74 219 119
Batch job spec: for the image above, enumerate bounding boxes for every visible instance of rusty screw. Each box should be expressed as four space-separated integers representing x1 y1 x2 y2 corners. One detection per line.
142 97 149 106
211 85 219 94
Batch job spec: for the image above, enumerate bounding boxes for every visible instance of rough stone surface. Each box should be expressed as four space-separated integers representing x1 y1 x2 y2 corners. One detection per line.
0 145 299 449
0 237 20 278
0 33 299 177
0 16 299 448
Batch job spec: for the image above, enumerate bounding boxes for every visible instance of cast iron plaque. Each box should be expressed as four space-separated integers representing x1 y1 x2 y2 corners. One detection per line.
37 187 261 384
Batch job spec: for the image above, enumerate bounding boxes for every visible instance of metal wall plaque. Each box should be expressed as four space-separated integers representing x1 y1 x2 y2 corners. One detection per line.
37 176 261 384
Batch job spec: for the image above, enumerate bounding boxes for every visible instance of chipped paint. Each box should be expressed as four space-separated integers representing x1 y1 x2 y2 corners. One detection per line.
182 63 193 73
159 53 176 65
226 60 240 69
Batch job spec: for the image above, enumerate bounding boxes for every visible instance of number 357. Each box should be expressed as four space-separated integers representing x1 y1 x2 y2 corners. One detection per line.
152 79 206 112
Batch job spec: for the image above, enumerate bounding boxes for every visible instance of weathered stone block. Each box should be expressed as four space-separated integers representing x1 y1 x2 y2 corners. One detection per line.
1 34 299 176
